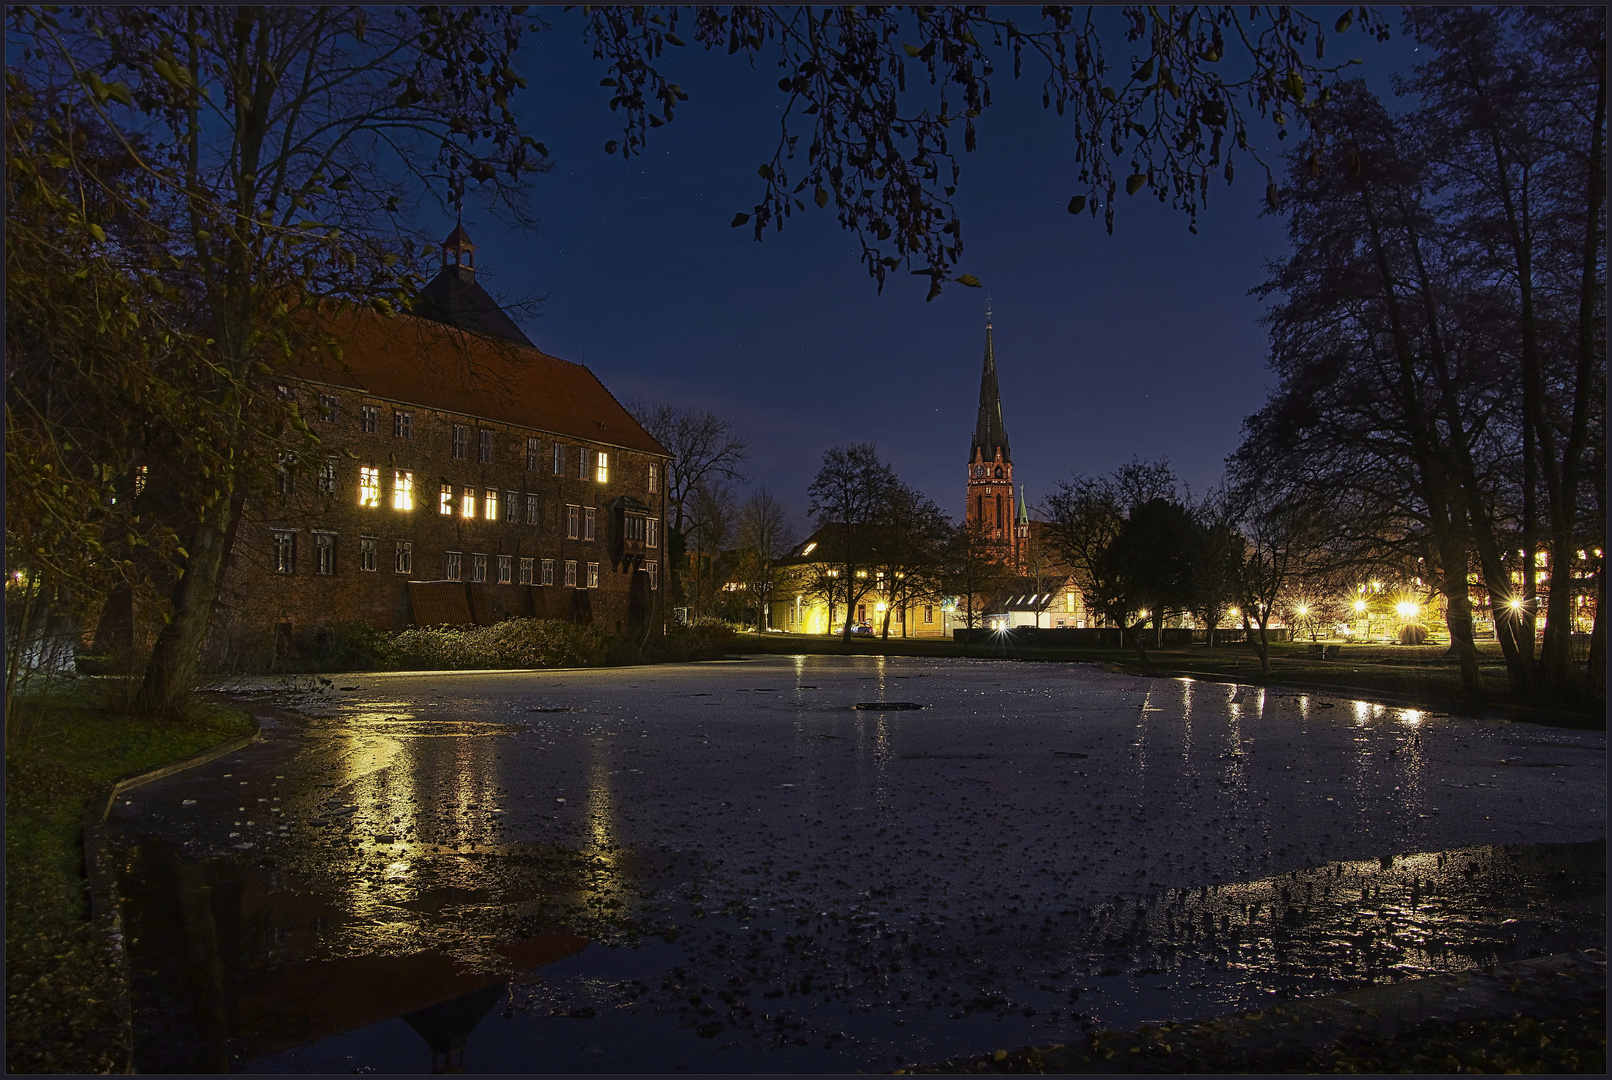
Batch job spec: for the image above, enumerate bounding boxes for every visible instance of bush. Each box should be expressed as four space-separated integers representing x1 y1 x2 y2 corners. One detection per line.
389 619 608 670
1399 623 1430 645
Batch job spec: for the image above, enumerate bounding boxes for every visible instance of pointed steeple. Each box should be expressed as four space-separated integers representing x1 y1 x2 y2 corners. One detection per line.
1017 485 1029 525
970 307 1010 464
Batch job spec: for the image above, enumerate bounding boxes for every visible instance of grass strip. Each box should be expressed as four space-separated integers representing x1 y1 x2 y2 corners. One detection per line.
5 684 254 1074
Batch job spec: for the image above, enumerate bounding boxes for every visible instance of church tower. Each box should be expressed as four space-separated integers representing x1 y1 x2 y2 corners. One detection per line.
965 307 1019 566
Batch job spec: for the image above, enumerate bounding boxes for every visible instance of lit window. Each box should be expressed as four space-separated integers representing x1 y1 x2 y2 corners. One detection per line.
923 604 933 624
439 484 453 516
360 535 377 572
553 443 565 475
445 551 462 581
497 555 512 584
564 560 577 587
586 561 599 589
479 429 493 463
646 519 658 548
525 493 538 524
452 424 468 459
471 553 488 583
484 489 498 521
648 463 659 493
272 530 296 574
541 558 555 586
519 557 533 585
319 394 339 424
314 532 336 575
566 504 579 539
394 541 412 575
800 542 817 557
392 470 413 511
595 452 609 483
504 490 518 523
647 560 658 591
526 437 541 471
318 458 337 495
461 487 476 518
393 410 413 439
584 507 596 541
361 405 379 434
358 466 381 507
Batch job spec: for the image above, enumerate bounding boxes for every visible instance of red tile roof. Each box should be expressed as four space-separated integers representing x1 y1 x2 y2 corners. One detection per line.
290 306 668 458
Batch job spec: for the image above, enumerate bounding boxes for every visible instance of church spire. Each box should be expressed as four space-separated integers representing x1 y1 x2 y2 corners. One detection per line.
970 309 1010 464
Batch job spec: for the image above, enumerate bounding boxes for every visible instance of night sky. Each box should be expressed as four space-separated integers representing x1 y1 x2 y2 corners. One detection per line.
446 8 1423 531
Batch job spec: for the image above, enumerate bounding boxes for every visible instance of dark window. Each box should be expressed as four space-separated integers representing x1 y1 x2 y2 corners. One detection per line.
452 424 468 459
478 429 493 463
471 553 488 583
393 410 413 439
583 507 596 541
315 533 336 575
505 490 518 523
319 394 339 423
318 457 337 495
525 494 538 524
566 504 580 539
541 558 555 586
519 557 533 585
647 560 657 590
586 562 599 589
553 444 565 475
497 555 512 584
276 454 295 495
360 536 378 572
394 541 412 575
563 560 577 587
273 531 296 574
361 405 379 434
526 437 541 472
275 384 295 401
445 551 462 581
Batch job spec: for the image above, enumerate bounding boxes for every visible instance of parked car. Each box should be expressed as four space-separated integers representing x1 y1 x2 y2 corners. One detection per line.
849 623 875 637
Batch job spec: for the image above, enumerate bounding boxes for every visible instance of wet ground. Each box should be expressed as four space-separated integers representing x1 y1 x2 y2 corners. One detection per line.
105 655 1606 1073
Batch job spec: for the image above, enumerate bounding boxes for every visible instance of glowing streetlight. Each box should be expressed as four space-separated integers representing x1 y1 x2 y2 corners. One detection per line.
1395 601 1419 619
1353 599 1367 613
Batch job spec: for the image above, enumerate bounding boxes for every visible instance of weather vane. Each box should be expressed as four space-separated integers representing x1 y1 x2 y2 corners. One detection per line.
986 295 994 328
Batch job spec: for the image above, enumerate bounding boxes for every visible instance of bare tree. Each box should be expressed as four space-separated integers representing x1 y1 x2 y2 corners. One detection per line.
870 481 951 639
734 486 798 631
807 443 896 641
942 518 1017 653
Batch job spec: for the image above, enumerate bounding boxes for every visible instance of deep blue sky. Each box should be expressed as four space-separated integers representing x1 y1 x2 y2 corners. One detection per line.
448 8 1423 533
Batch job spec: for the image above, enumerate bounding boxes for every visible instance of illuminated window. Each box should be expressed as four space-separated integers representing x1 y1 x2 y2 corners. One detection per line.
484 489 498 521
461 487 476 518
553 443 564 475
497 555 512 584
445 551 462 581
595 452 609 483
479 429 493 463
525 493 538 524
646 519 658 548
648 463 659 493
318 457 336 495
319 394 339 423
505 490 518 523
361 405 379 434
393 410 413 439
358 466 381 507
584 507 596 541
471 554 488 582
923 604 933 624
272 530 296 574
566 504 580 539
451 424 468 459
541 558 555 586
394 541 412 575
564 559 577 587
526 437 541 471
586 562 599 589
392 470 413 511
314 532 336 575
800 542 817 557
439 483 453 516
647 560 657 590
519 557 533 585
360 535 377 572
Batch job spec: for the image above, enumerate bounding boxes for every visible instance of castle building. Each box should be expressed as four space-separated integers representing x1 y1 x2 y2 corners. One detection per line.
210 227 671 652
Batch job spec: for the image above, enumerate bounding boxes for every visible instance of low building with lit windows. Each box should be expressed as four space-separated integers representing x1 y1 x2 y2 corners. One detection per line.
210 227 670 647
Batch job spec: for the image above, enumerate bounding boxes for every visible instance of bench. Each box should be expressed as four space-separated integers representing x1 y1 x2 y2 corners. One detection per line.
1307 643 1342 660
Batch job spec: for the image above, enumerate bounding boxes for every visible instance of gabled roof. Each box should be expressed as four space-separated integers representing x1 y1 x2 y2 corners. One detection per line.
290 306 669 458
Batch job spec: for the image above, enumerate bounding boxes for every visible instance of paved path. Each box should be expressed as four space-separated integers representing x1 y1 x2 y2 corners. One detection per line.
107 655 1606 1072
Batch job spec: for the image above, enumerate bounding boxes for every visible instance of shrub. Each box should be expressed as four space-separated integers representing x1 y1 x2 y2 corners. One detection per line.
388 619 608 670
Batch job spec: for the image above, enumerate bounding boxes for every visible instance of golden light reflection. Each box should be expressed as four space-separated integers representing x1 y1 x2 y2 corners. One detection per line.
1400 709 1423 726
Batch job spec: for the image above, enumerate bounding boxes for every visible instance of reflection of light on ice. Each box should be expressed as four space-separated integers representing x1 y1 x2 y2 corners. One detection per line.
1400 709 1423 725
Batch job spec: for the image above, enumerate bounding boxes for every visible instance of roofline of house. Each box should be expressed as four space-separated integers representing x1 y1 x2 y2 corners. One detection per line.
287 372 672 461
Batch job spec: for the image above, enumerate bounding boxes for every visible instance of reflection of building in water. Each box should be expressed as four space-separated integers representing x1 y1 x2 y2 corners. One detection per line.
403 983 505 1074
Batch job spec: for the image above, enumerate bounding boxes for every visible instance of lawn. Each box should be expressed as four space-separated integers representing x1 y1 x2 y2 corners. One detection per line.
5 683 253 1074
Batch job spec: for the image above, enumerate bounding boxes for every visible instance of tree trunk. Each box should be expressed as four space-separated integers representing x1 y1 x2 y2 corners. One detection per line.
1127 617 1152 668
1243 612 1273 676
1435 531 1485 691
136 510 236 717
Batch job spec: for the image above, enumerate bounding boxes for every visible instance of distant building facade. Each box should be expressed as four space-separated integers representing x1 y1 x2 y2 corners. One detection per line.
207 228 671 651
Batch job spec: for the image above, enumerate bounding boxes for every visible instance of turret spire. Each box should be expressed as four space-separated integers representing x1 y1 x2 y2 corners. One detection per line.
970 311 1010 465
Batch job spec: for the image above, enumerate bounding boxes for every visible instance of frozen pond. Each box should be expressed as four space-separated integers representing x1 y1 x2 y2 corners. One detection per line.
108 655 1606 1072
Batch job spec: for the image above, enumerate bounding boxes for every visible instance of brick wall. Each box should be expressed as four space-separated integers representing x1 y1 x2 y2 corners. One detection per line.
221 381 669 639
